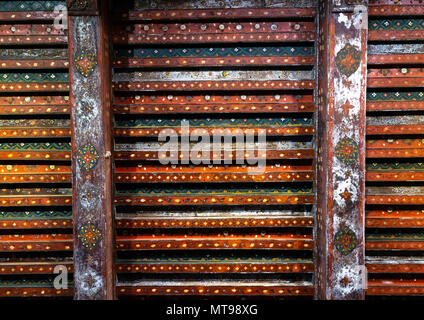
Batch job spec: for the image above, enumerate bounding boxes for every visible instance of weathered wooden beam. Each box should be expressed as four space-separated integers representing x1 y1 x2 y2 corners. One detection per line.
316 0 368 300
67 0 115 300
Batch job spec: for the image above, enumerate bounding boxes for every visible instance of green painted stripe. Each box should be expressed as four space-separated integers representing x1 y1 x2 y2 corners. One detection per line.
0 73 68 83
369 19 424 31
0 1 64 11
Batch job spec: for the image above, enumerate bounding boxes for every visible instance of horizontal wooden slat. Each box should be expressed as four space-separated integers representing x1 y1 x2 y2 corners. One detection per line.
366 187 424 205
367 232 424 250
114 118 314 137
0 73 69 92
368 44 424 65
0 210 72 229
367 101 424 112
113 46 314 68
0 260 73 275
115 186 314 206
0 11 61 21
0 49 68 69
366 162 424 182
0 1 63 12
368 19 424 41
113 22 315 45
0 96 70 115
117 233 313 250
0 0 64 23
0 284 72 297
116 209 313 228
114 150 314 161
115 0 315 11
0 234 72 251
367 257 424 273
369 1 424 16
116 8 315 22
116 257 314 273
366 139 424 158
113 94 315 114
0 24 66 44
368 30 424 41
367 280 424 296
0 142 70 160
0 83 69 92
0 164 71 183
115 164 314 183
113 70 314 91
367 116 424 135
368 68 424 88
367 91 424 112
0 188 71 206
117 280 313 296
367 172 424 182
366 210 424 228
0 119 70 138
114 140 314 161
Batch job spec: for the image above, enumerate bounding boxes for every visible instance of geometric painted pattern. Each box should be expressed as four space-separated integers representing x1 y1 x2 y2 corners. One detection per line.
0 1 61 11
115 117 313 128
369 19 424 31
76 144 99 170
334 226 358 256
335 137 359 166
79 101 93 116
0 73 69 83
74 50 97 78
78 223 101 250
335 44 361 77
114 46 314 58
368 91 424 101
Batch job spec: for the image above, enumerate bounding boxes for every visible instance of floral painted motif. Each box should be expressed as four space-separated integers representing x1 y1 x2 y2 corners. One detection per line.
80 181 100 210
74 50 97 77
334 226 357 256
76 144 99 170
335 44 360 77
78 223 101 250
335 137 359 166
79 100 93 116
77 268 102 297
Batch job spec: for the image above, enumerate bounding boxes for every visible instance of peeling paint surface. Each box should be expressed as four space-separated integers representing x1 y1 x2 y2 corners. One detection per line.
69 15 109 300
317 0 367 300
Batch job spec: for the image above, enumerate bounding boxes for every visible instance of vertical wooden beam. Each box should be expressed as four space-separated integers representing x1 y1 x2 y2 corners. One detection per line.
67 0 115 299
316 0 368 299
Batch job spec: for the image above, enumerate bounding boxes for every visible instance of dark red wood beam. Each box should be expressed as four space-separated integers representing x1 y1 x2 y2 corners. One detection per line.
67 0 115 300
